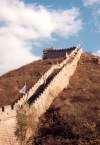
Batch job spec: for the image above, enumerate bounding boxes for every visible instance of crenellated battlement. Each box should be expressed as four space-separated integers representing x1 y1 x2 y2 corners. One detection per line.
0 105 16 121
43 46 76 59
43 46 76 52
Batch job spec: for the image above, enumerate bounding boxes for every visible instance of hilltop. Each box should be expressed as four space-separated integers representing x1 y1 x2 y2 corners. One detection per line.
28 53 100 145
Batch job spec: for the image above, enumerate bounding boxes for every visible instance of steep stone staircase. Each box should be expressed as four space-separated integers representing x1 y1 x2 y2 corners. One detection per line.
33 48 83 117
28 67 62 105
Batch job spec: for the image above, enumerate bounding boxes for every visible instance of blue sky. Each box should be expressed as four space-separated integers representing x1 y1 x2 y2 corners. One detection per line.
24 0 100 53
0 0 100 75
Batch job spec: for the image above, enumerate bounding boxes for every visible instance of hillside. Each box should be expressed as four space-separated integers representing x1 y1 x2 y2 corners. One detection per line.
29 53 100 145
0 58 63 107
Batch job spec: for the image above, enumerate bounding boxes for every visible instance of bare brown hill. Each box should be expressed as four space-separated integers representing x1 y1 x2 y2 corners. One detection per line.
31 53 100 145
0 58 63 107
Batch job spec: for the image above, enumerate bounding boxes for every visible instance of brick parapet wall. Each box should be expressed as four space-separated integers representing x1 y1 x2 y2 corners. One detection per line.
0 105 16 121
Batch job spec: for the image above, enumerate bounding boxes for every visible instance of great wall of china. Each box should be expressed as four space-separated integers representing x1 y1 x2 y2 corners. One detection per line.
0 47 83 145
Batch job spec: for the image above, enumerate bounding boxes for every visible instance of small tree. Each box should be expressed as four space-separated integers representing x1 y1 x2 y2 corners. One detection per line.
15 103 38 145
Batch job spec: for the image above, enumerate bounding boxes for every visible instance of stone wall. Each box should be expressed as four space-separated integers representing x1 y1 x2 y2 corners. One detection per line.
0 117 19 145
0 47 83 145
0 105 16 121
33 48 83 117
0 48 76 121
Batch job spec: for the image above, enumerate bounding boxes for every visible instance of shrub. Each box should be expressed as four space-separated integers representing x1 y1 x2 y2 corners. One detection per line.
15 103 38 145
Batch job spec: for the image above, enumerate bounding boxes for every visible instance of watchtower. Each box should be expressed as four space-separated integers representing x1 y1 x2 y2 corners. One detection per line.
42 46 76 59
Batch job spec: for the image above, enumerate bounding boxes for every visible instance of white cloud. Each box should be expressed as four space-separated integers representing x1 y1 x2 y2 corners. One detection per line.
97 50 100 56
98 10 100 14
92 50 100 56
51 8 82 38
82 0 100 6
82 0 100 32
93 9 100 32
0 0 82 75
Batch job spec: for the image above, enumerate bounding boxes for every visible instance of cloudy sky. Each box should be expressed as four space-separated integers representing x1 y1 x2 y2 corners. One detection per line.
0 0 100 75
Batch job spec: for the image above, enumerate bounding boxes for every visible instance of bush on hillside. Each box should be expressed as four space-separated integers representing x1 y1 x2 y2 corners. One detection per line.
15 103 38 145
